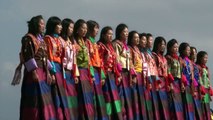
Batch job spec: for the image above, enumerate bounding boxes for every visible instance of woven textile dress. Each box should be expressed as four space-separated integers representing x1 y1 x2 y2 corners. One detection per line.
20 34 56 120
153 52 170 120
98 42 123 120
44 34 71 120
166 54 184 120
86 37 107 120
62 39 79 120
112 39 134 120
129 46 147 120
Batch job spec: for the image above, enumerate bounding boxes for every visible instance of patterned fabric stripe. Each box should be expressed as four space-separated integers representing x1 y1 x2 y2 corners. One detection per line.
173 78 182 93
193 98 203 120
79 68 89 81
158 91 170 120
183 86 195 120
105 100 122 115
67 96 78 108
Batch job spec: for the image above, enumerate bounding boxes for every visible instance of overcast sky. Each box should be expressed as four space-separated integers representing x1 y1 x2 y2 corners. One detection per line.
0 0 213 119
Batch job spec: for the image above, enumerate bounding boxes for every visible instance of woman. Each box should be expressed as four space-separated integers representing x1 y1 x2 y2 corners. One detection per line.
152 36 170 120
112 23 133 120
139 33 153 120
179 42 195 120
44 16 70 120
20 15 56 120
98 26 123 120
86 20 107 120
196 51 212 120
61 18 79 120
190 47 203 120
127 31 147 120
165 39 184 120
145 33 160 120
73 19 95 120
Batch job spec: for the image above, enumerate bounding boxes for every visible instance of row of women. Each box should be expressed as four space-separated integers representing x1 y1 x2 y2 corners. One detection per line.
18 15 212 120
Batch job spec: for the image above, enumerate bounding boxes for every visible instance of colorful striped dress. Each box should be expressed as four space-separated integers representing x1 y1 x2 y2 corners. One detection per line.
144 49 160 120
153 53 170 120
98 42 123 120
129 46 147 120
44 34 71 120
192 62 203 120
198 64 211 120
86 37 107 120
181 57 195 120
141 48 154 120
75 38 95 120
113 40 134 120
166 55 184 120
20 34 56 120
62 39 79 120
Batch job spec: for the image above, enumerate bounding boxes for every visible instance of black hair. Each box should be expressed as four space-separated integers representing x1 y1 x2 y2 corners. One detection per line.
115 23 128 40
45 16 61 35
139 33 147 39
179 42 190 57
196 51 208 65
61 18 74 42
166 39 178 55
27 15 43 35
73 19 87 40
86 20 99 38
98 26 113 44
152 36 166 53
146 33 153 40
127 31 139 47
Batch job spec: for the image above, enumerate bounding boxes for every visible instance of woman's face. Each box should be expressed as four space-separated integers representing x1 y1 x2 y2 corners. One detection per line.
67 23 74 37
201 54 208 65
104 29 113 43
139 36 147 48
190 48 197 61
91 25 99 37
170 43 178 54
55 24 62 34
147 36 153 48
184 46 191 57
38 19 45 34
120 27 129 40
158 40 166 53
132 33 139 46
77 23 87 37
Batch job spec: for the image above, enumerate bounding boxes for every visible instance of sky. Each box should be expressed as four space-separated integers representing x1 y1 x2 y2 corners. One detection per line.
0 0 213 119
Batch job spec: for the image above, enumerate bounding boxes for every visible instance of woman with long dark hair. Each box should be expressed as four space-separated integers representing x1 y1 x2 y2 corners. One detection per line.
179 42 195 120
44 16 70 120
145 33 160 120
139 33 154 120
73 19 95 120
61 18 79 120
165 39 184 120
152 36 170 120
190 47 203 120
86 20 107 120
112 23 134 120
20 15 56 120
127 31 147 120
196 51 212 120
98 26 123 120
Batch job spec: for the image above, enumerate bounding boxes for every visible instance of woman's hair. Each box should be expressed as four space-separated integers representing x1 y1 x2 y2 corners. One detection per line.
73 19 87 40
45 16 61 35
196 51 208 65
127 30 138 47
166 39 178 55
152 36 166 53
139 33 147 39
178 42 190 57
27 15 43 35
115 23 128 40
98 26 113 44
189 46 197 60
61 18 74 42
146 33 153 40
86 20 99 38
